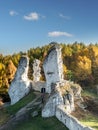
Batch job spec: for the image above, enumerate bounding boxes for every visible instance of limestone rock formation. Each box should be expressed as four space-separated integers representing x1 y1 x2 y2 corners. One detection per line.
42 44 82 117
42 83 64 117
43 44 64 93
8 56 31 105
33 59 41 82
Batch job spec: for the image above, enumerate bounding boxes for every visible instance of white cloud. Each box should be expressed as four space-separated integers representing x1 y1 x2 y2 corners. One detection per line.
24 12 39 21
59 13 71 20
48 31 73 37
9 10 18 16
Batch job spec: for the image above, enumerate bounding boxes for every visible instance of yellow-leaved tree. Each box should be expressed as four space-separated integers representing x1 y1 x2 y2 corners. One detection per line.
72 55 92 82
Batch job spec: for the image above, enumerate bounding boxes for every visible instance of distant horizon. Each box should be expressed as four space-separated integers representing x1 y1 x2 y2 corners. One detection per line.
1 41 98 56
0 0 98 55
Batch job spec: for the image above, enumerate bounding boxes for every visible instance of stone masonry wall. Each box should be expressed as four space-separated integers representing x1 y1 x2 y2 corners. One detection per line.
56 105 93 130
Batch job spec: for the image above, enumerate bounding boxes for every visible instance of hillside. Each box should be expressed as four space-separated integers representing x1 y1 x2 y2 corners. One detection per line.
0 43 98 130
0 91 68 130
0 89 98 130
71 89 98 130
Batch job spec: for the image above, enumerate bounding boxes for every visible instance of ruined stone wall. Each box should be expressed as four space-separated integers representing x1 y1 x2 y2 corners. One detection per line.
8 56 31 105
56 105 93 130
42 88 64 117
31 81 46 92
43 45 64 93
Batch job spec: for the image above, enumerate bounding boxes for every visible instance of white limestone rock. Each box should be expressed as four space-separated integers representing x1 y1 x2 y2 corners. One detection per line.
63 92 75 113
56 105 93 130
43 44 64 93
33 59 41 82
42 89 64 117
42 43 83 116
8 56 31 105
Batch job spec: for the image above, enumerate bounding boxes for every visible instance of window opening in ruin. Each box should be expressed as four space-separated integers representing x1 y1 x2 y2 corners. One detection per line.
41 88 46 103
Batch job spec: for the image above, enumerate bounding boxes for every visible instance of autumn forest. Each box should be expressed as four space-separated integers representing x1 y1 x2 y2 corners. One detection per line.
0 42 98 101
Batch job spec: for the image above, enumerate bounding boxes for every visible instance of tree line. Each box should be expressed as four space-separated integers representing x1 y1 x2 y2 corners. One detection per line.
0 42 98 101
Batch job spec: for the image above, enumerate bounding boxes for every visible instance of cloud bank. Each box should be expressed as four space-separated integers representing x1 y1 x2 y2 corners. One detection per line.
48 31 73 37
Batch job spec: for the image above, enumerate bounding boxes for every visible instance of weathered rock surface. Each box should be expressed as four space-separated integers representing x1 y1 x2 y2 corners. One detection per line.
8 56 31 105
43 44 64 94
31 81 46 92
31 111 38 117
42 86 64 117
56 105 93 130
42 44 84 120
33 59 41 82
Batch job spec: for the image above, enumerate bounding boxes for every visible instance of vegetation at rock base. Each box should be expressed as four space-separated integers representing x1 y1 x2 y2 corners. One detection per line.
0 91 36 126
0 91 68 130
13 116 68 130
0 88 98 130
7 91 36 115
71 89 98 130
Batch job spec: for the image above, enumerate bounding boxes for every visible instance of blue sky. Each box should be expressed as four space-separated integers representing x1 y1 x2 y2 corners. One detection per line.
0 0 98 55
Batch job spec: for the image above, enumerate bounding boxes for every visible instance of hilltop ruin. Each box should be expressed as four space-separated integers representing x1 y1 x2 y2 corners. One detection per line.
8 44 93 130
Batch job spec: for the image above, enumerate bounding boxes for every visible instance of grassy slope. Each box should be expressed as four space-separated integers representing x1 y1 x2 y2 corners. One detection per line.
0 91 36 125
80 113 98 130
14 116 68 130
0 91 68 130
80 89 98 130
7 91 36 115
1 89 98 130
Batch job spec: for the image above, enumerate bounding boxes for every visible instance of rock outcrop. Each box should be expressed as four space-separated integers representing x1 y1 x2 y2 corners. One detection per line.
8 56 31 105
42 83 64 117
33 59 41 82
43 44 64 94
42 44 82 117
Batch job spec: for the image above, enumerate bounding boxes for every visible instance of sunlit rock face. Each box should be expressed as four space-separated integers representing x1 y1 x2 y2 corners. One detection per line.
8 56 31 105
42 83 64 117
33 59 41 82
42 44 83 121
43 44 64 93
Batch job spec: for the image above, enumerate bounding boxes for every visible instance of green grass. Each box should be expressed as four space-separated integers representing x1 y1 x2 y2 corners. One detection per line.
14 115 68 130
1 89 98 130
0 90 69 130
81 89 98 130
80 113 98 130
81 89 98 99
0 108 9 125
0 91 36 125
7 91 36 115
